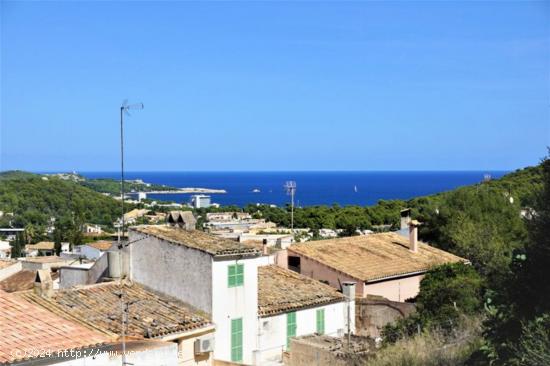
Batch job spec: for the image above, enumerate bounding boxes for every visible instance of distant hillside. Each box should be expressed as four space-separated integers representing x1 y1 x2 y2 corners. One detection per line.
0 171 126 230
43 172 180 196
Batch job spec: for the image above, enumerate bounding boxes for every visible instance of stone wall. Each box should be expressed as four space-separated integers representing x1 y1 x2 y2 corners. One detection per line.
355 297 416 338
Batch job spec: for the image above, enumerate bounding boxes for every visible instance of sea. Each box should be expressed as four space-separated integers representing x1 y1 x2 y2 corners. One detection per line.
79 171 507 208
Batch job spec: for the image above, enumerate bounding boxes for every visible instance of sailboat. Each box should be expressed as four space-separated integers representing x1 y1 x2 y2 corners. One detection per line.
354 185 358 193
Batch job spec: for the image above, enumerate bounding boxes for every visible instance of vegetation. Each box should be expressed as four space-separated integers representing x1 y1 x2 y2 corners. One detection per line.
369 316 483 366
375 154 549 365
80 177 179 195
382 263 484 343
0 171 127 239
480 154 550 365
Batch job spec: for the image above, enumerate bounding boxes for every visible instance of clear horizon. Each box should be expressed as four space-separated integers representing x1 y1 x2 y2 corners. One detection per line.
1 2 549 172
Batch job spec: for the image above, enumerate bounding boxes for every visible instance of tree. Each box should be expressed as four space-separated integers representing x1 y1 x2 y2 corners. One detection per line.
382 263 483 343
53 225 62 255
24 223 36 244
484 154 550 364
10 232 23 258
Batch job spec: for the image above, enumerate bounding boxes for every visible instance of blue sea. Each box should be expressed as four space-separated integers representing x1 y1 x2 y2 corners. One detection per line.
79 171 507 207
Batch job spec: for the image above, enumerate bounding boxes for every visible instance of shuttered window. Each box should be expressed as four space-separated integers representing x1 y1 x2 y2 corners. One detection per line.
231 318 243 362
316 308 325 334
228 264 244 287
286 312 297 349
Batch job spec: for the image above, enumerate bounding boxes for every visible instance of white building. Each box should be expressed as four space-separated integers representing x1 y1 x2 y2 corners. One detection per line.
82 223 103 234
190 194 212 209
256 265 352 363
126 225 352 365
0 240 11 258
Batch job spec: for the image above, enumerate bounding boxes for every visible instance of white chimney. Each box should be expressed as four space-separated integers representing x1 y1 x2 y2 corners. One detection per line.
400 209 411 230
342 282 356 335
408 220 421 253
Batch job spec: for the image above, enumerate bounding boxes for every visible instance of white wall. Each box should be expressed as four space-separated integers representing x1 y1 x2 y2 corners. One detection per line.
211 255 269 365
128 231 213 313
255 302 348 364
0 261 21 281
79 245 102 260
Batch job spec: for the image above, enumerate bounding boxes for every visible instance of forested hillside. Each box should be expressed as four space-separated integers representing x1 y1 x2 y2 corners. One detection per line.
0 171 125 230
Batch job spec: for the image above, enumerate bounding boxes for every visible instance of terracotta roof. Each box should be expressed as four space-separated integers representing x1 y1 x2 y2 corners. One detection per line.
0 259 16 270
258 265 345 317
287 232 468 282
86 240 114 251
26 241 54 250
0 291 108 364
0 270 59 293
131 225 261 257
20 282 212 339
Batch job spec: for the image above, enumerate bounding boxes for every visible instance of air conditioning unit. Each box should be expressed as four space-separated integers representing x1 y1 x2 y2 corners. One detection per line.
194 335 215 354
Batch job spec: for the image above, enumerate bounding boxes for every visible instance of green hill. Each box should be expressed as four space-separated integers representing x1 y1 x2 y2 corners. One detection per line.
0 171 125 231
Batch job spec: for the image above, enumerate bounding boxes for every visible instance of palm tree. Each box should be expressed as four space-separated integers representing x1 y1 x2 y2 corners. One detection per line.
24 223 36 244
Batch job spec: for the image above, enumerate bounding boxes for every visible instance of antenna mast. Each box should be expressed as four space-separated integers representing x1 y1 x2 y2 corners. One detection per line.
284 181 297 232
118 100 143 366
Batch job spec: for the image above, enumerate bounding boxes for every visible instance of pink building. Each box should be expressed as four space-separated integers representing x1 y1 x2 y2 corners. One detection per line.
286 224 468 302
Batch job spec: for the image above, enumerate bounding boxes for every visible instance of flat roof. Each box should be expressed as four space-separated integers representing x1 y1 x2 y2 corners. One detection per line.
258 265 344 317
288 232 468 282
131 225 261 257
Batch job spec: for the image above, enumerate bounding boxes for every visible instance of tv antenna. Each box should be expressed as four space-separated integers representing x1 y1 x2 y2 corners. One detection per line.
118 99 143 366
284 181 296 231
119 100 144 243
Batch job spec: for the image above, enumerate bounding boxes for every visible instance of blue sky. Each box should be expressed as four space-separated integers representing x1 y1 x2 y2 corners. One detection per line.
1 1 548 171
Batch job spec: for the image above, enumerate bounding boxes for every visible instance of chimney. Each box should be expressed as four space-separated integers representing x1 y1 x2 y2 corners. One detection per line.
34 269 54 298
408 220 421 253
400 208 411 230
342 282 356 336
262 239 268 255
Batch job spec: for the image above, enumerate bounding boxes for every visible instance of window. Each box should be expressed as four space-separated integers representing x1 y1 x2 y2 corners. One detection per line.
288 256 301 273
231 318 243 362
286 312 297 349
316 308 325 334
228 264 244 287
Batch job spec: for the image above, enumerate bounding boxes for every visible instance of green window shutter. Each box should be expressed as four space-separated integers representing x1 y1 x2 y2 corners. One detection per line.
231 318 243 362
286 312 297 349
228 264 244 288
316 309 325 334
228 265 236 287
236 264 244 286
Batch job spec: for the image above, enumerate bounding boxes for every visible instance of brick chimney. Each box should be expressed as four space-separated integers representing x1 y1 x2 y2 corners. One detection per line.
408 220 421 253
34 269 53 298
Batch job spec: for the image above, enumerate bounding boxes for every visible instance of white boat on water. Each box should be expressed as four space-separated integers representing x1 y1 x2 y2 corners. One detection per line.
354 185 358 193
252 188 261 193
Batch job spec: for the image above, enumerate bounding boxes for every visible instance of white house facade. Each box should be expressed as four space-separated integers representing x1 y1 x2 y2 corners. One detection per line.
126 225 352 365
